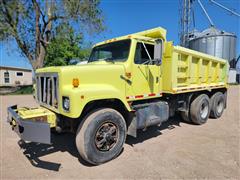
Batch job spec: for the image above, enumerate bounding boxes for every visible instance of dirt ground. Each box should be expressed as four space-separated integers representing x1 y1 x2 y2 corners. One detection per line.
0 86 239 179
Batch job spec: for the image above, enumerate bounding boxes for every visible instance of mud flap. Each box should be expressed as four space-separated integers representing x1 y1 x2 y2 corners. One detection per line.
127 116 137 138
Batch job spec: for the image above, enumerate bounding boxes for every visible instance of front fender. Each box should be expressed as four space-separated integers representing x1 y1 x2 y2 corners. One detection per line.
60 84 131 118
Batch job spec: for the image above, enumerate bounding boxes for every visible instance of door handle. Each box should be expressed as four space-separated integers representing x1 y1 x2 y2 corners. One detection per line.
120 75 132 85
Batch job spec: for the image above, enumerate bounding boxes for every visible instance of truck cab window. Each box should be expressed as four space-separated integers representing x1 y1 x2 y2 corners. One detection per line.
134 43 154 65
89 40 131 62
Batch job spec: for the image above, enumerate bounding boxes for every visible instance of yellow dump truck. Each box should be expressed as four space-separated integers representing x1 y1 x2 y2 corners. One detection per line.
7 27 228 165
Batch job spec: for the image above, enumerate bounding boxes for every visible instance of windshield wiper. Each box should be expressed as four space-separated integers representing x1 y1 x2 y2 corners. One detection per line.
103 58 115 62
88 58 115 63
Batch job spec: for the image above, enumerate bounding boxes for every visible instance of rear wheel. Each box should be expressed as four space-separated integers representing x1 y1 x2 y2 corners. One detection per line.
76 108 126 165
210 92 225 118
190 94 210 125
180 111 191 123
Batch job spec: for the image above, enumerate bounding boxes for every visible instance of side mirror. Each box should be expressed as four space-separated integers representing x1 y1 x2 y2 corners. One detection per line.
154 39 163 66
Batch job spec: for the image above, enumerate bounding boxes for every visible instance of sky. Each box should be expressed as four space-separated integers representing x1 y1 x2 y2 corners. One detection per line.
0 0 239 69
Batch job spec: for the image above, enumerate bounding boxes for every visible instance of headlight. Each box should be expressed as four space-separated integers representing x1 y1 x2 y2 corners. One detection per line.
62 96 70 111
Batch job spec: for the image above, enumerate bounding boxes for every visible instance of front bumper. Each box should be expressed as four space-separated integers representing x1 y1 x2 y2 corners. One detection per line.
7 105 51 144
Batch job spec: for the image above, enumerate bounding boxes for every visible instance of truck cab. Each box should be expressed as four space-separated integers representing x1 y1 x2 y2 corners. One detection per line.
34 27 166 119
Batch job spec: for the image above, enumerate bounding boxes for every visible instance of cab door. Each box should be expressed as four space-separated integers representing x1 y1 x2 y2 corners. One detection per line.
131 41 161 97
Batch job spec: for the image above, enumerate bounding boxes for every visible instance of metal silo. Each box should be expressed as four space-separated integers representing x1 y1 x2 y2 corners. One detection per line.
188 27 237 63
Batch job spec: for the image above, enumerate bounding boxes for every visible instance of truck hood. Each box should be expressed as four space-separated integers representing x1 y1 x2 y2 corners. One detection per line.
36 62 126 87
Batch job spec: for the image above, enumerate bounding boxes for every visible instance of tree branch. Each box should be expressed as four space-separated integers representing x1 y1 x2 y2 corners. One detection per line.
2 0 34 64
15 35 34 63
32 0 47 27
32 0 41 59
41 15 65 35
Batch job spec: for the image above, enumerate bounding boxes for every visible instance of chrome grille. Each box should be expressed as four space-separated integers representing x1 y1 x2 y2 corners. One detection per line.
36 73 59 109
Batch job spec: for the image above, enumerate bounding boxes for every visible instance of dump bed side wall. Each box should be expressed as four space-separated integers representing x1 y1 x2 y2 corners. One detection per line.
162 43 228 94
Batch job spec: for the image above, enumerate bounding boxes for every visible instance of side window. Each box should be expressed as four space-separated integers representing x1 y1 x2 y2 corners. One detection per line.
16 72 23 76
4 71 10 83
134 43 154 65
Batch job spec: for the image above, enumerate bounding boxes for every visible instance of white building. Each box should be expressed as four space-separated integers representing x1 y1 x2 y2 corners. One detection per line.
0 66 33 87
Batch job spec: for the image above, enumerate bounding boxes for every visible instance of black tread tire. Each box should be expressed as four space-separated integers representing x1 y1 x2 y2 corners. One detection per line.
210 92 225 119
190 94 210 125
76 108 127 165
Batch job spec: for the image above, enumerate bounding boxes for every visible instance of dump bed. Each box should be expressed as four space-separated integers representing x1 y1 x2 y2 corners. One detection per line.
162 42 228 94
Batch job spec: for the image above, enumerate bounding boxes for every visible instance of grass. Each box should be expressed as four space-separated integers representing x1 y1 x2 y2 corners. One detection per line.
8 85 33 95
228 83 240 86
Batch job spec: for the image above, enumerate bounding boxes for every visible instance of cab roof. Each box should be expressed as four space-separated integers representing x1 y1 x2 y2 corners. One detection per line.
94 27 167 47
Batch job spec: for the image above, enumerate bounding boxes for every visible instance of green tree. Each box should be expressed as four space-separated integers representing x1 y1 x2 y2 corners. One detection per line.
44 23 91 67
0 0 104 70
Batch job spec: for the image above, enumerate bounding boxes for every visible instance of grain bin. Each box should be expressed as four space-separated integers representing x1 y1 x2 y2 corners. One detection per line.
188 27 237 63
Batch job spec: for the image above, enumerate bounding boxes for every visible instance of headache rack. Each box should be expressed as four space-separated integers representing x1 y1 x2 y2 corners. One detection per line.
36 73 59 110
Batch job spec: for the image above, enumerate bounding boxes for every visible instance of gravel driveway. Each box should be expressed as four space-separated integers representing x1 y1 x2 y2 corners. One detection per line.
0 86 239 179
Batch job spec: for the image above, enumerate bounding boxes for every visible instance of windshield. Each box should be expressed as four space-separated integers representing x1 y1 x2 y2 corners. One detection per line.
89 39 131 62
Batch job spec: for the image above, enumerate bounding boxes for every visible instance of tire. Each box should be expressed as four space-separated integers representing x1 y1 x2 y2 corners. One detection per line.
180 111 191 123
210 92 225 119
190 94 210 125
76 108 127 165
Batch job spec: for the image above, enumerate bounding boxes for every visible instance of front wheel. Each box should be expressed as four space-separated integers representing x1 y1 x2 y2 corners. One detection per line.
76 108 127 165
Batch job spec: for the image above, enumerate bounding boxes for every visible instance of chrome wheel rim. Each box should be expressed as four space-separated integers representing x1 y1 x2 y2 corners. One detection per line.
200 102 208 119
216 100 224 114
